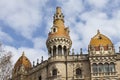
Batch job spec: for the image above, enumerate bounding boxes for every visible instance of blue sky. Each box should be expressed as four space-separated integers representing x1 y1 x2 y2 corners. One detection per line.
0 0 120 64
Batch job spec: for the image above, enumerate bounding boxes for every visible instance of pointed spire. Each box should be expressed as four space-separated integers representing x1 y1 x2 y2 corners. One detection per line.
22 51 25 56
56 7 62 14
97 29 100 34
53 7 64 23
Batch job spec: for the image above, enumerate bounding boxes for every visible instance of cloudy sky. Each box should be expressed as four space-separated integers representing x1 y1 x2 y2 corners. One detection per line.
0 0 120 65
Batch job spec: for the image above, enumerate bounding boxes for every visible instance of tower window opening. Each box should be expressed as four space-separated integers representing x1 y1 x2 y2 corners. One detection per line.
39 76 42 80
49 48 51 55
53 46 56 56
63 46 67 55
52 69 57 76
58 45 62 55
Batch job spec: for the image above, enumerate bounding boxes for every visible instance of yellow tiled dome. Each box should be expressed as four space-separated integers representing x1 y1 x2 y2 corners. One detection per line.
14 52 32 71
90 30 113 47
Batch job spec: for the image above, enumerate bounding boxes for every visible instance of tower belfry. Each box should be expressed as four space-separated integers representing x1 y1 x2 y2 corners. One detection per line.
46 7 72 57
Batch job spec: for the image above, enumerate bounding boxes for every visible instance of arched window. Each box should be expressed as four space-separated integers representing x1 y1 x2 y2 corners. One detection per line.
92 63 98 73
58 45 62 55
104 63 109 73
98 63 103 73
109 63 115 72
63 46 67 55
52 69 57 76
53 46 56 56
39 76 42 80
53 28 57 32
76 68 82 75
49 47 51 55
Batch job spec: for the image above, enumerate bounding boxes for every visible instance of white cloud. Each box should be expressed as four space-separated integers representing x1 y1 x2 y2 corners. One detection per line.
0 0 48 39
32 37 46 49
87 0 109 9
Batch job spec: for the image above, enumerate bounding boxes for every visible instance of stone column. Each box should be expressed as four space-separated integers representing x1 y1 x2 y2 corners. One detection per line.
62 46 64 56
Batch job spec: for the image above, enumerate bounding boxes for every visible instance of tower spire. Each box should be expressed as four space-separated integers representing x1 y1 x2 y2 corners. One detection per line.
56 7 62 14
46 7 72 58
53 7 64 23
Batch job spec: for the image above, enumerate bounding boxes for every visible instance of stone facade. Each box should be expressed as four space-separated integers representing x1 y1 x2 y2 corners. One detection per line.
12 7 120 80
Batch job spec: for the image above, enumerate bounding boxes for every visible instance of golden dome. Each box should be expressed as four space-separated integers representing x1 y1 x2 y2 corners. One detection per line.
14 52 32 71
90 30 113 47
48 7 70 39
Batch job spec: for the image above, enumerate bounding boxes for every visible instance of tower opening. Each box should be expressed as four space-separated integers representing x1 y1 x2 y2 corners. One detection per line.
58 45 62 55
53 46 56 56
63 46 67 55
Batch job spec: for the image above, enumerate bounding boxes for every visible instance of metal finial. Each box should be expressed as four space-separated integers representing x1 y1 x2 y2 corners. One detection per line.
22 51 25 56
37 59 39 65
41 56 43 62
80 48 83 55
72 49 74 55
97 29 100 34
33 61 35 67
119 47 120 53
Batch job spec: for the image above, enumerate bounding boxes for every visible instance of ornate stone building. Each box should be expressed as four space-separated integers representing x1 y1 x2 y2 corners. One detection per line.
12 7 120 80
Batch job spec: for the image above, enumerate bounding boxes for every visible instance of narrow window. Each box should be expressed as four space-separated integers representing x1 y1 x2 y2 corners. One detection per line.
76 68 82 75
104 63 109 73
53 46 56 56
76 68 82 78
58 45 62 55
109 63 115 72
92 63 98 73
63 46 67 55
39 76 42 80
98 63 103 73
52 69 57 76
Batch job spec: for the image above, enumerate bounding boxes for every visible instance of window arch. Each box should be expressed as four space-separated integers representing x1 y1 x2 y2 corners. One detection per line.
104 63 109 73
98 63 103 73
53 46 56 56
109 63 115 72
63 46 67 55
52 69 57 76
58 45 62 55
76 68 82 75
49 47 51 55
92 63 98 73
